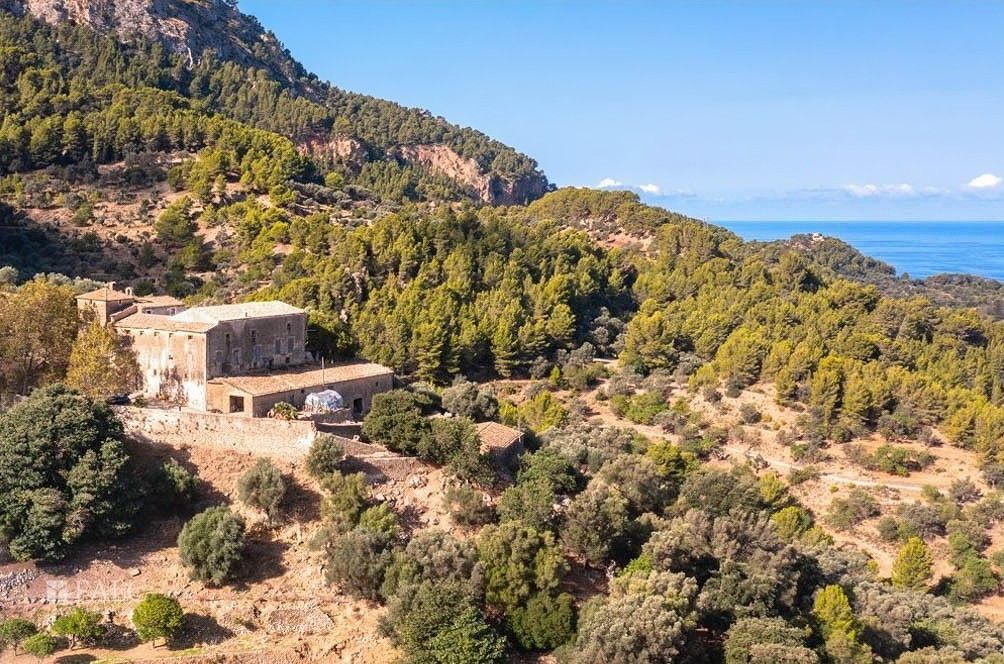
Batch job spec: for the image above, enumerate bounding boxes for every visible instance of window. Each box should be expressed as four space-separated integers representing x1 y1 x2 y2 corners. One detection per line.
232 349 241 366
215 350 223 367
274 338 282 354
287 336 295 353
253 345 262 365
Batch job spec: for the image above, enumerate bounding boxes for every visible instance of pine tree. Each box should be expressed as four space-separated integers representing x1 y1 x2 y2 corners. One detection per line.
812 584 858 640
891 536 933 590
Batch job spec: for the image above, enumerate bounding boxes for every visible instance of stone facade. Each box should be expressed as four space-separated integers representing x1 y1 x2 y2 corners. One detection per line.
78 287 393 418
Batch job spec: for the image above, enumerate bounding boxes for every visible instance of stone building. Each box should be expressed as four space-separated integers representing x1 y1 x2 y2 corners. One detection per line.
206 362 394 417
77 286 392 417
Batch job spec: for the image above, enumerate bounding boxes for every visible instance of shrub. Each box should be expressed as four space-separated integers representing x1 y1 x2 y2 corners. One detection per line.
132 593 184 644
52 607 105 648
948 555 999 602
319 471 370 534
0 618 37 653
304 435 345 479
444 484 495 528
876 516 901 542
948 478 982 505
381 581 505 664
895 502 948 540
498 480 556 531
612 391 667 425
362 390 431 454
825 488 879 531
441 377 498 421
855 444 934 477
738 403 762 424
507 592 575 650
152 458 197 510
20 632 57 659
178 506 246 585
324 527 393 600
560 482 630 565
236 458 286 522
357 503 400 540
478 521 568 613
788 466 821 485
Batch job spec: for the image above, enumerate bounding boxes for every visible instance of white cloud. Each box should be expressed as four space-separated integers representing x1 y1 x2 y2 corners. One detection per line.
842 183 915 198
596 177 622 188
638 183 661 195
968 173 1002 189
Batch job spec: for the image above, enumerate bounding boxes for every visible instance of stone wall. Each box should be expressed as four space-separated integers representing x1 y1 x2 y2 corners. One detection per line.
115 406 319 460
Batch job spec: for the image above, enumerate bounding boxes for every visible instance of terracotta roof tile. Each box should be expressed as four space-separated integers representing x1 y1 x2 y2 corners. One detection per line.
209 362 394 397
172 301 303 324
113 313 214 333
476 421 523 452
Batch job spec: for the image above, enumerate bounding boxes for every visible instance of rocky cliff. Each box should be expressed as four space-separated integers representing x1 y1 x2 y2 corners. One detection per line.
0 0 308 87
397 144 552 206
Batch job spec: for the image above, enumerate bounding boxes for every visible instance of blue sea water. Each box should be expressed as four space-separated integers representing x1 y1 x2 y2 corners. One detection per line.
717 221 1004 282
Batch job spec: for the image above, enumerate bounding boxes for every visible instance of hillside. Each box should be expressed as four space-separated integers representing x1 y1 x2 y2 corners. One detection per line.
3 3 1004 664
0 0 550 205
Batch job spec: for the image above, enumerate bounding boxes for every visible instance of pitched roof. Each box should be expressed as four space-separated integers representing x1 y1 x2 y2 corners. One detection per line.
209 362 394 397
172 301 304 324
77 287 134 302
113 313 214 333
476 421 523 452
136 295 184 307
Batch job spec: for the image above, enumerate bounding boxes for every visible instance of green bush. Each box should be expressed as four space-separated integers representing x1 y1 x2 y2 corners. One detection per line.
304 435 345 479
52 607 105 648
324 527 393 600
20 632 57 659
444 484 495 528
0 617 37 653
133 593 185 644
152 458 197 510
236 458 286 522
506 592 575 650
178 506 246 585
825 488 879 531
362 390 431 454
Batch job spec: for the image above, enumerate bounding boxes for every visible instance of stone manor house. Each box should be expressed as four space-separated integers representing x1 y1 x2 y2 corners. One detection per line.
76 285 392 417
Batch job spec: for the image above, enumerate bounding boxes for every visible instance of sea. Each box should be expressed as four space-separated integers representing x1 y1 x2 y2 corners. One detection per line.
717 220 1004 282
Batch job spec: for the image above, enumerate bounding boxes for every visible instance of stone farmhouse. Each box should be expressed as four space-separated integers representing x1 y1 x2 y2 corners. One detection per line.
76 285 392 417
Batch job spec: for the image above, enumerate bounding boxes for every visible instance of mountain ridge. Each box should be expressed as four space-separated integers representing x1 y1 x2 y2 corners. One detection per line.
0 0 551 205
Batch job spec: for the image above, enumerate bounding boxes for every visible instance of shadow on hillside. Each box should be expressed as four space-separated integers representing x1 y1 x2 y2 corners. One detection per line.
397 504 425 538
173 613 235 650
54 655 98 664
283 475 322 523
235 536 288 586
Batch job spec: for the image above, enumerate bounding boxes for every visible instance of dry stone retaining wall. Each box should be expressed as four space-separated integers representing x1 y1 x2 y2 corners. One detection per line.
115 406 318 460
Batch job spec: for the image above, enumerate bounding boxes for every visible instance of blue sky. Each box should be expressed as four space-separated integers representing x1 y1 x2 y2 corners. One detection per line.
241 0 1004 220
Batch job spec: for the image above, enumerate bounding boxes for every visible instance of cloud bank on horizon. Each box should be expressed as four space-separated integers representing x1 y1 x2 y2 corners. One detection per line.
594 173 1004 221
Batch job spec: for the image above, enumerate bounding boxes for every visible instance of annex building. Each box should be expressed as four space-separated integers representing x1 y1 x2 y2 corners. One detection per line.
76 285 392 417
